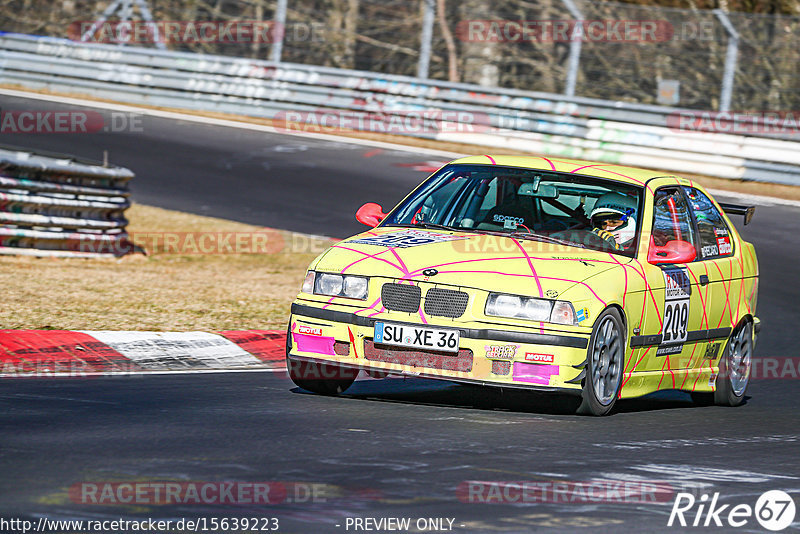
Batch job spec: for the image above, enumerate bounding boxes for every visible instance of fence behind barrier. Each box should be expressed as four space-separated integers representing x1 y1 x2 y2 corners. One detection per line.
1 33 800 186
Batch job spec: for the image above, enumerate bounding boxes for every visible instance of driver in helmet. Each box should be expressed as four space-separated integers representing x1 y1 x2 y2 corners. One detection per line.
589 192 638 251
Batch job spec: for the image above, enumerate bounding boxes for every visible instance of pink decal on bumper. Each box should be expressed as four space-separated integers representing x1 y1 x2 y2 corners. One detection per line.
513 362 558 385
292 333 336 356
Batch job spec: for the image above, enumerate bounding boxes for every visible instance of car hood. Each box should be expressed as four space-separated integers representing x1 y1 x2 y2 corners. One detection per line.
314 227 629 298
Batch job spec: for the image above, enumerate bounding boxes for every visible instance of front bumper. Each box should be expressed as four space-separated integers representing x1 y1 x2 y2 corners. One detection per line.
287 301 591 393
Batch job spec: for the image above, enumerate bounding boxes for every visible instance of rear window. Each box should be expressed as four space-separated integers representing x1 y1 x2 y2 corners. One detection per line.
684 187 733 259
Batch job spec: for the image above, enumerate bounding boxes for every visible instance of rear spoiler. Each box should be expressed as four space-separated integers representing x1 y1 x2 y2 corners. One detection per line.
719 202 755 225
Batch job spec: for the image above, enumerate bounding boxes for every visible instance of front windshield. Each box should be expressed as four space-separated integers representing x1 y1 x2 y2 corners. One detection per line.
382 164 643 256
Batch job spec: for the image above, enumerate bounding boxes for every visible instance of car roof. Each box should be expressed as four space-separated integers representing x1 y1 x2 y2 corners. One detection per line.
449 155 679 187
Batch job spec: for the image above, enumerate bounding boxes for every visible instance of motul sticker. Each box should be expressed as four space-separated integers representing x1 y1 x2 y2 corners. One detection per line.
349 229 467 248
298 325 323 336
525 352 554 364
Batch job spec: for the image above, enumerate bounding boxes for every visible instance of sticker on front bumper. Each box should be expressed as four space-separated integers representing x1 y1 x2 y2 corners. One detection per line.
298 325 322 336
485 344 517 360
525 352 555 364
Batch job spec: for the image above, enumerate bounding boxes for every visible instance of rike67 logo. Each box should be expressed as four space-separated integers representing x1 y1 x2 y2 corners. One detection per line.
668 490 796 531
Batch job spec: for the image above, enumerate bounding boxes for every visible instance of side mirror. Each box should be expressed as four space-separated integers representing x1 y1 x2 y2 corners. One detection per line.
647 238 697 265
355 202 386 228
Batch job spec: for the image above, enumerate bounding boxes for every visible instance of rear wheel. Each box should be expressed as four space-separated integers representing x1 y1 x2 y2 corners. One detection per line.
691 321 752 407
714 321 752 406
577 308 625 416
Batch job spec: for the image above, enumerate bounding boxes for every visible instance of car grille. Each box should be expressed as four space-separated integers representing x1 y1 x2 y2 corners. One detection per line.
424 287 469 318
381 283 421 313
333 341 350 356
364 340 473 372
491 360 511 375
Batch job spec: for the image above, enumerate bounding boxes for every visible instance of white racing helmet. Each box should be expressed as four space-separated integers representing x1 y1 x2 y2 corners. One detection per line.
590 192 638 246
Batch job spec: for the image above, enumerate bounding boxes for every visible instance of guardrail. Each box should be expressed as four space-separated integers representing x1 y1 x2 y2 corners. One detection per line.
1 32 800 186
0 145 135 257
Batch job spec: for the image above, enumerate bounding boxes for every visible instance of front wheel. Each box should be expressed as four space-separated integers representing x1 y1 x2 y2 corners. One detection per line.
577 308 625 416
285 326 357 395
286 354 357 395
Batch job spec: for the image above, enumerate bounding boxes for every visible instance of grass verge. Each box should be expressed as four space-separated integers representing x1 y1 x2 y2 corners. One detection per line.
2 204 334 331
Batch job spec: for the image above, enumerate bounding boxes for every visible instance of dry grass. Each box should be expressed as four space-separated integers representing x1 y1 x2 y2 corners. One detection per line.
5 83 800 201
1 86 796 331
1 204 334 331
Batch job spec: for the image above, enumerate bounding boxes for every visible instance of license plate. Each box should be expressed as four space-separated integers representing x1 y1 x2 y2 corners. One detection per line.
374 322 460 353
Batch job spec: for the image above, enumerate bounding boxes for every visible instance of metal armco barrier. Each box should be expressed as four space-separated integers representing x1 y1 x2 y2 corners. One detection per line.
0 146 134 257
1 33 800 186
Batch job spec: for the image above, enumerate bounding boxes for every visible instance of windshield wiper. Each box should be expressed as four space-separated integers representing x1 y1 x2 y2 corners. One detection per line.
467 228 581 248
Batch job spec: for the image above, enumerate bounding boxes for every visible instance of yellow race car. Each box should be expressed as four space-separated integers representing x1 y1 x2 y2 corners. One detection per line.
286 155 759 415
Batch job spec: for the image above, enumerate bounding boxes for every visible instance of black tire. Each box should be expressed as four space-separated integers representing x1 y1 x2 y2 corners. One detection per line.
285 326 357 395
713 320 752 407
286 354 357 395
576 308 626 416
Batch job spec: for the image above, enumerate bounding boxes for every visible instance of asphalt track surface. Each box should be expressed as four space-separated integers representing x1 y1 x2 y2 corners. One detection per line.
2 94 799 533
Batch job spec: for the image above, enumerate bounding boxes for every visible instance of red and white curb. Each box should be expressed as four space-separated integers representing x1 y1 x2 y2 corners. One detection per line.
0 330 288 377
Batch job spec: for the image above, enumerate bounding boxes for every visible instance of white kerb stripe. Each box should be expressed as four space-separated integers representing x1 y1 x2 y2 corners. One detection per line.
80 331 264 370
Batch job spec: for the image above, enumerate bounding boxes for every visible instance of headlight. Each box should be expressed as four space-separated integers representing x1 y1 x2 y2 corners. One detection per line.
316 273 343 295
343 276 368 299
303 271 369 300
485 293 576 325
302 271 315 293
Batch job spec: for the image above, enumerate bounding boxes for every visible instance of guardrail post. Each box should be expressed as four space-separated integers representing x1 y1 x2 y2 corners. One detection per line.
417 0 435 79
270 0 288 63
713 9 739 113
561 0 583 97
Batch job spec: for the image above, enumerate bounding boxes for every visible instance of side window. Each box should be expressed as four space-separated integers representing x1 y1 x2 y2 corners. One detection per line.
683 187 733 259
652 188 698 248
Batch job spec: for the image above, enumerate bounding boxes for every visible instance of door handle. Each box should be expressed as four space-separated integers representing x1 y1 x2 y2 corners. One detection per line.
699 275 710 286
